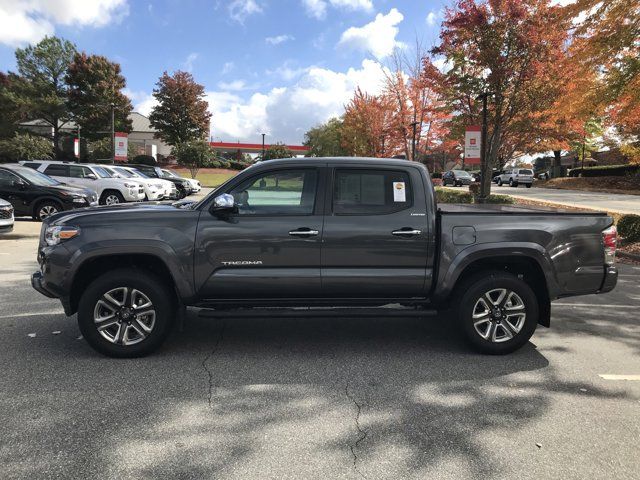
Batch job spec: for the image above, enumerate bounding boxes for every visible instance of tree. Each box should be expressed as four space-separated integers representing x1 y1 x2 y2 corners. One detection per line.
173 140 214 178
0 132 53 162
14 36 77 157
66 53 133 140
149 71 212 146
0 72 30 139
87 137 113 161
342 88 393 157
262 142 293 160
432 0 569 198
304 117 348 157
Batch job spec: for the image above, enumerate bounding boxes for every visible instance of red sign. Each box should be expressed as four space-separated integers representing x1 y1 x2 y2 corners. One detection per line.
465 126 481 165
114 132 128 162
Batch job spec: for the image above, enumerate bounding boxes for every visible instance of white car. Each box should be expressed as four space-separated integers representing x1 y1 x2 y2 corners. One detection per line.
24 161 146 205
102 165 175 201
0 198 14 233
162 168 201 193
496 168 534 188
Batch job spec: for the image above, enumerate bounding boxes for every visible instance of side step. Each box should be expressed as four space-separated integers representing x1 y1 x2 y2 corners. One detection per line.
196 306 438 319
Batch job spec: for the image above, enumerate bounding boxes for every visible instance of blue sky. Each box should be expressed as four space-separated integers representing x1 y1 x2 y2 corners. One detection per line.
0 0 450 144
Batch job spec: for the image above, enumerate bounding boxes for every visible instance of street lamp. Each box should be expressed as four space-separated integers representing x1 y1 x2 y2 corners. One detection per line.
110 103 115 163
261 133 266 160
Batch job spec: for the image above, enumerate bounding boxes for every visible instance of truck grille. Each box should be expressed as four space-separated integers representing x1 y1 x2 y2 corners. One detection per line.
0 207 13 219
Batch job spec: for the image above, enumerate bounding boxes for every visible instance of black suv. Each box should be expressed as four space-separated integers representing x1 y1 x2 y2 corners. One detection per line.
0 164 97 220
127 164 192 199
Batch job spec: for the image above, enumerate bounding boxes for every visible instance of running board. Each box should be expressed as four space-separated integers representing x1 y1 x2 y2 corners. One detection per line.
196 307 438 319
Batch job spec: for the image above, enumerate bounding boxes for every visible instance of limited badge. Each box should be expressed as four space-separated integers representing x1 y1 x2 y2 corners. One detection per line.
393 182 406 202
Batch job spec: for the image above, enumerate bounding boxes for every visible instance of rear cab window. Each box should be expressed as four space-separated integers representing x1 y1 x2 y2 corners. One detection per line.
333 169 412 215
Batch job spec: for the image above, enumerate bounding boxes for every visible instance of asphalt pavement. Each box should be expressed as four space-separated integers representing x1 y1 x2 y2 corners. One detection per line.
444 184 640 215
0 219 639 480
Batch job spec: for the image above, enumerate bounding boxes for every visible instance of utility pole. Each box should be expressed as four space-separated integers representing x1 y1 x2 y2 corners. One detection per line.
110 103 115 163
380 135 386 157
77 125 81 161
477 92 491 202
410 121 419 161
581 135 586 172
261 133 266 160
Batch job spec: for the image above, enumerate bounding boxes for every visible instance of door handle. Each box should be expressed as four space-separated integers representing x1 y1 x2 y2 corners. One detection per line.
289 228 319 237
392 228 422 236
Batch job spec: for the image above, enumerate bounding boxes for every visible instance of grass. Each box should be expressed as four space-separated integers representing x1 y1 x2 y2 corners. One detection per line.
539 176 640 195
173 168 237 187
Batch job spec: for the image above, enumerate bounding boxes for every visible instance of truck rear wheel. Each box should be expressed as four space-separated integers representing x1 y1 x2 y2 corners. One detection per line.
77 268 176 357
456 272 538 354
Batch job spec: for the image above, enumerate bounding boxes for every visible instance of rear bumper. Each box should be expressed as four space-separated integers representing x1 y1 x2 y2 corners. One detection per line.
598 265 618 294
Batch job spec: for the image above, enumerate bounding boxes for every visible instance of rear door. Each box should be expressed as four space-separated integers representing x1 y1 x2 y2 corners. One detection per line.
0 169 30 215
321 165 429 298
42 164 73 186
194 166 325 299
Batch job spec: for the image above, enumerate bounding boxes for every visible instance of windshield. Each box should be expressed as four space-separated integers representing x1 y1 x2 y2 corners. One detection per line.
129 169 150 178
15 167 61 186
92 166 112 178
454 170 472 177
163 169 178 178
113 167 135 178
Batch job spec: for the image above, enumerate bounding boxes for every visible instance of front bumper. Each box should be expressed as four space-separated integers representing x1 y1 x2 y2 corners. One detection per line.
598 265 618 294
0 222 14 233
31 271 56 298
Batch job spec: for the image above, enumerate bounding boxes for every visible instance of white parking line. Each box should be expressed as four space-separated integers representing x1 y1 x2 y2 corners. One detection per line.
553 303 640 309
599 374 640 381
0 311 65 319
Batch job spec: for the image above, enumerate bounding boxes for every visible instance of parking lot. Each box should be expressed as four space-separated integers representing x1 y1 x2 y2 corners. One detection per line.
1 215 639 480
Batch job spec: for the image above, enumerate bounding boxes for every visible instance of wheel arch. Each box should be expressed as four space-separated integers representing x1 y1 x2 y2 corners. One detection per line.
31 196 64 216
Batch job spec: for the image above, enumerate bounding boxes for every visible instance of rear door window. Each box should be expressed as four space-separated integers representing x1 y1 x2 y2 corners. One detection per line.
333 169 412 215
519 169 533 175
43 164 69 177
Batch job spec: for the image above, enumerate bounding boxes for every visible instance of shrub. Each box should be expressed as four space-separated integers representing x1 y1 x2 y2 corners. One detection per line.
431 172 442 179
568 164 640 177
434 187 515 205
618 214 640 242
132 154 157 166
0 132 53 162
173 140 213 178
483 194 515 204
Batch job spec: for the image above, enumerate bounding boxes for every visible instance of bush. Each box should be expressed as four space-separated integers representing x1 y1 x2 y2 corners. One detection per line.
434 187 515 205
618 214 640 242
568 164 639 177
431 172 442 179
173 140 214 178
483 194 515 204
0 132 53 162
132 154 157 166
228 160 250 170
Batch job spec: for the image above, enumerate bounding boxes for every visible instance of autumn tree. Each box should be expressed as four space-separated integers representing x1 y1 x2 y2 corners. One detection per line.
66 53 133 140
433 0 568 198
14 36 77 157
304 117 348 157
342 88 393 157
149 71 212 146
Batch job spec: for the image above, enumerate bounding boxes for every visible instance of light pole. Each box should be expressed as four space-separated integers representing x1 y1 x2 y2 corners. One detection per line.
261 133 266 160
110 103 115 163
77 125 81 161
581 134 586 172
410 121 419 161
476 92 492 203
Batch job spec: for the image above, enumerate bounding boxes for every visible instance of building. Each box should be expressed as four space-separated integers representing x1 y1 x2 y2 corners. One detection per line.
127 112 171 159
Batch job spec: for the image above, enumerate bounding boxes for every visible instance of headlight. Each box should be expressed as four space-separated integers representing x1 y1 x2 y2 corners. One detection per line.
44 226 80 246
72 195 87 203
123 183 137 188
182 181 190 187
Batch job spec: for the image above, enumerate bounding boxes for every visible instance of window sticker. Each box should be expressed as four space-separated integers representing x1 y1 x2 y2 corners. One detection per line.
393 182 406 202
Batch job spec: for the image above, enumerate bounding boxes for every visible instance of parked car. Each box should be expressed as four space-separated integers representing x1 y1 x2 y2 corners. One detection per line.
23 161 145 205
102 165 176 201
0 164 97 220
496 168 534 188
442 169 474 186
31 157 618 358
0 198 14 233
161 168 201 193
127 163 193 199
537 171 550 180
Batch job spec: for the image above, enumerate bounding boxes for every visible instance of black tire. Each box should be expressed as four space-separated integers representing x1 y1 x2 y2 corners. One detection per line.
456 272 538 355
77 268 176 358
33 200 62 221
176 186 187 199
497 179 503 186
100 190 125 206
525 183 532 188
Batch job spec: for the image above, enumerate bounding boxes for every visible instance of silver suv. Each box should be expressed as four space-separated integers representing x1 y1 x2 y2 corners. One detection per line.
496 168 533 188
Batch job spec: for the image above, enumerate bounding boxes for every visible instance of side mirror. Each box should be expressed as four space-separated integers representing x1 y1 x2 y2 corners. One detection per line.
12 179 26 188
87 173 97 180
210 193 236 215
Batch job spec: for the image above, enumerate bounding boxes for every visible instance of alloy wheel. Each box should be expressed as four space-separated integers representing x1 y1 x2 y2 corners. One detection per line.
39 205 59 219
472 288 526 343
105 195 121 205
93 287 156 345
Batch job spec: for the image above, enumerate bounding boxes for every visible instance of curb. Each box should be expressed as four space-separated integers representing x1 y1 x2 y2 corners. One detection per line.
618 251 640 262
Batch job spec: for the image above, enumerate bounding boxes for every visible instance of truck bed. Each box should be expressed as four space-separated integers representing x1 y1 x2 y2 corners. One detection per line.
438 203 608 216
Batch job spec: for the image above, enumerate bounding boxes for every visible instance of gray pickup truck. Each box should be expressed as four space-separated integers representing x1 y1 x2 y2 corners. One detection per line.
31 157 618 357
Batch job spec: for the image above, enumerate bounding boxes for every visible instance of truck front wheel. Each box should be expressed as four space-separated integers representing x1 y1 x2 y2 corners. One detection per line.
77 268 176 358
456 272 538 354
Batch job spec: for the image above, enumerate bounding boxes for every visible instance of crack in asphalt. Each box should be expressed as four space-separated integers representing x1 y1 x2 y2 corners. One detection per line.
201 321 226 408
345 382 368 479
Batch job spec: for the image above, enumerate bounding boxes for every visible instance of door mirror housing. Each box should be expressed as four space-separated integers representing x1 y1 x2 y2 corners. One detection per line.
210 193 237 214
86 173 97 180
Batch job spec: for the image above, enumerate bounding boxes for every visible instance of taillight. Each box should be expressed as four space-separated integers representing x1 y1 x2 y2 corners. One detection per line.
602 225 617 264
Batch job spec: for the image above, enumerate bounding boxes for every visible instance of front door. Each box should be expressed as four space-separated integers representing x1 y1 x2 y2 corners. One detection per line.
194 167 325 299
321 165 429 298
0 170 30 216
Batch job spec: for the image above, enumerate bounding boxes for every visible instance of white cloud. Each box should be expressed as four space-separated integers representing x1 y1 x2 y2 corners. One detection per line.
0 0 129 46
302 0 373 20
228 0 263 24
432 57 452 73
217 79 248 91
266 63 309 81
209 59 389 144
221 61 235 75
338 8 405 60
265 34 294 45
181 52 198 73
124 89 158 117
426 11 438 26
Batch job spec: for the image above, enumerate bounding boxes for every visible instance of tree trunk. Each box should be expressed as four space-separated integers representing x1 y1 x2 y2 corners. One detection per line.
552 150 562 178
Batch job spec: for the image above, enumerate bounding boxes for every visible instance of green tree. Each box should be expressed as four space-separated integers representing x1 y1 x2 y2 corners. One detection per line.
14 36 77 157
262 142 293 161
87 137 113 161
173 140 214 178
0 132 52 162
149 71 211 146
66 53 133 140
0 72 29 139
304 117 348 157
